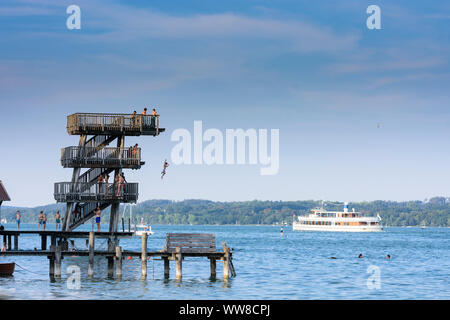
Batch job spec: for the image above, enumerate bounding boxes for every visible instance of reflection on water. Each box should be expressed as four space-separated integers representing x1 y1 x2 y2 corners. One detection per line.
0 224 449 299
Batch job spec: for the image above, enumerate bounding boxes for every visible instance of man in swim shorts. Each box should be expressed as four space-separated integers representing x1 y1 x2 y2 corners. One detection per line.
55 210 61 231
95 207 101 232
16 210 21 231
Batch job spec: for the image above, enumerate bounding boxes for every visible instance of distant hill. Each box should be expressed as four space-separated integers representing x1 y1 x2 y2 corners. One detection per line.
1 197 449 226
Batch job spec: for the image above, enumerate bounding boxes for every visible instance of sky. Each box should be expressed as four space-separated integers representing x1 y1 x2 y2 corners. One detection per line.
0 0 449 207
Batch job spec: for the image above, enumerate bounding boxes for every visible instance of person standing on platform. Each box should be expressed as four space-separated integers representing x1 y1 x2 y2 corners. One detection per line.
38 211 44 231
16 210 21 231
98 174 105 196
131 110 137 127
95 207 101 232
42 212 47 231
55 211 61 231
151 108 158 127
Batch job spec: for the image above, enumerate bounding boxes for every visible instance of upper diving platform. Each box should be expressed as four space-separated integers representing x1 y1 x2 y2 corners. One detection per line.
67 113 165 136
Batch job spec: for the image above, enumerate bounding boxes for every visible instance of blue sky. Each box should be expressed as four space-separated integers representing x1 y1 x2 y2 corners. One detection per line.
0 0 449 207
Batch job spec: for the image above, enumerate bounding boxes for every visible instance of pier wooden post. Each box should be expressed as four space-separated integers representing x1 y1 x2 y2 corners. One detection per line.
7 235 11 251
14 235 18 251
175 247 182 280
107 257 114 277
141 233 147 278
55 245 62 277
164 258 170 279
88 231 95 277
41 235 47 251
222 243 230 280
209 258 216 279
49 257 55 277
115 246 122 278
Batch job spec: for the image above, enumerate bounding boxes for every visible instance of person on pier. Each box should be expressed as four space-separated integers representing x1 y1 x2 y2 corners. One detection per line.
55 211 61 231
95 207 101 232
16 210 21 231
42 212 47 231
38 211 44 231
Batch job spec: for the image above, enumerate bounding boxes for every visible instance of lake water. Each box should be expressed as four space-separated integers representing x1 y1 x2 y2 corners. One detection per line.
0 224 449 300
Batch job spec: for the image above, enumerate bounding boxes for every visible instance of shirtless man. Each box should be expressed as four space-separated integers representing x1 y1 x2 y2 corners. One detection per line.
95 207 101 232
55 211 61 231
16 210 21 231
161 159 169 179
38 211 44 231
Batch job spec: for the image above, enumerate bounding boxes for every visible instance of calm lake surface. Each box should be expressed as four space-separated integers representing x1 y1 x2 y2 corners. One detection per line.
0 224 449 300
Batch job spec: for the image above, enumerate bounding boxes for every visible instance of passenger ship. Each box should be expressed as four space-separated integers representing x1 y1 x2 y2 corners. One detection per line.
293 202 382 232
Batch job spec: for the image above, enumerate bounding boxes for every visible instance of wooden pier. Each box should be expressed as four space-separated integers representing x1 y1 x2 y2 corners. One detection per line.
0 231 235 280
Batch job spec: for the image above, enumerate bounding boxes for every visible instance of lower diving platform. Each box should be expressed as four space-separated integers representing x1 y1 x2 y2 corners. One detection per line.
54 182 138 203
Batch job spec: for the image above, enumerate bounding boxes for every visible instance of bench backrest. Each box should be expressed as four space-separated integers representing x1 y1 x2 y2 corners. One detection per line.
164 233 216 253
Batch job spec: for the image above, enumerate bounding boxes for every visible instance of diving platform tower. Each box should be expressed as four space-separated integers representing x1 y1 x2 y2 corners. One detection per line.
55 113 165 232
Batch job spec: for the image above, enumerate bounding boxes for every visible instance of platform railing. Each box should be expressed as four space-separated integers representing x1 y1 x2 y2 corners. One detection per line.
61 147 142 168
67 113 160 135
54 182 138 203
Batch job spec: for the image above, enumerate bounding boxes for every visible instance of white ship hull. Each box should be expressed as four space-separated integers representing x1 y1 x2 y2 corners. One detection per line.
293 222 382 232
292 202 382 233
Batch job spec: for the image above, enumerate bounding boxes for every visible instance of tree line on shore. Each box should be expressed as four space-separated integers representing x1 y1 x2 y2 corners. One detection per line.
1 197 449 227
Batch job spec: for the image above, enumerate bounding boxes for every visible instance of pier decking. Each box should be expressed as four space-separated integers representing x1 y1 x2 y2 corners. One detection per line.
0 231 235 280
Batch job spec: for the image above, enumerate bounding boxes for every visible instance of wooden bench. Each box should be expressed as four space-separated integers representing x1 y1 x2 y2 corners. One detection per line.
161 233 235 279
163 233 216 253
